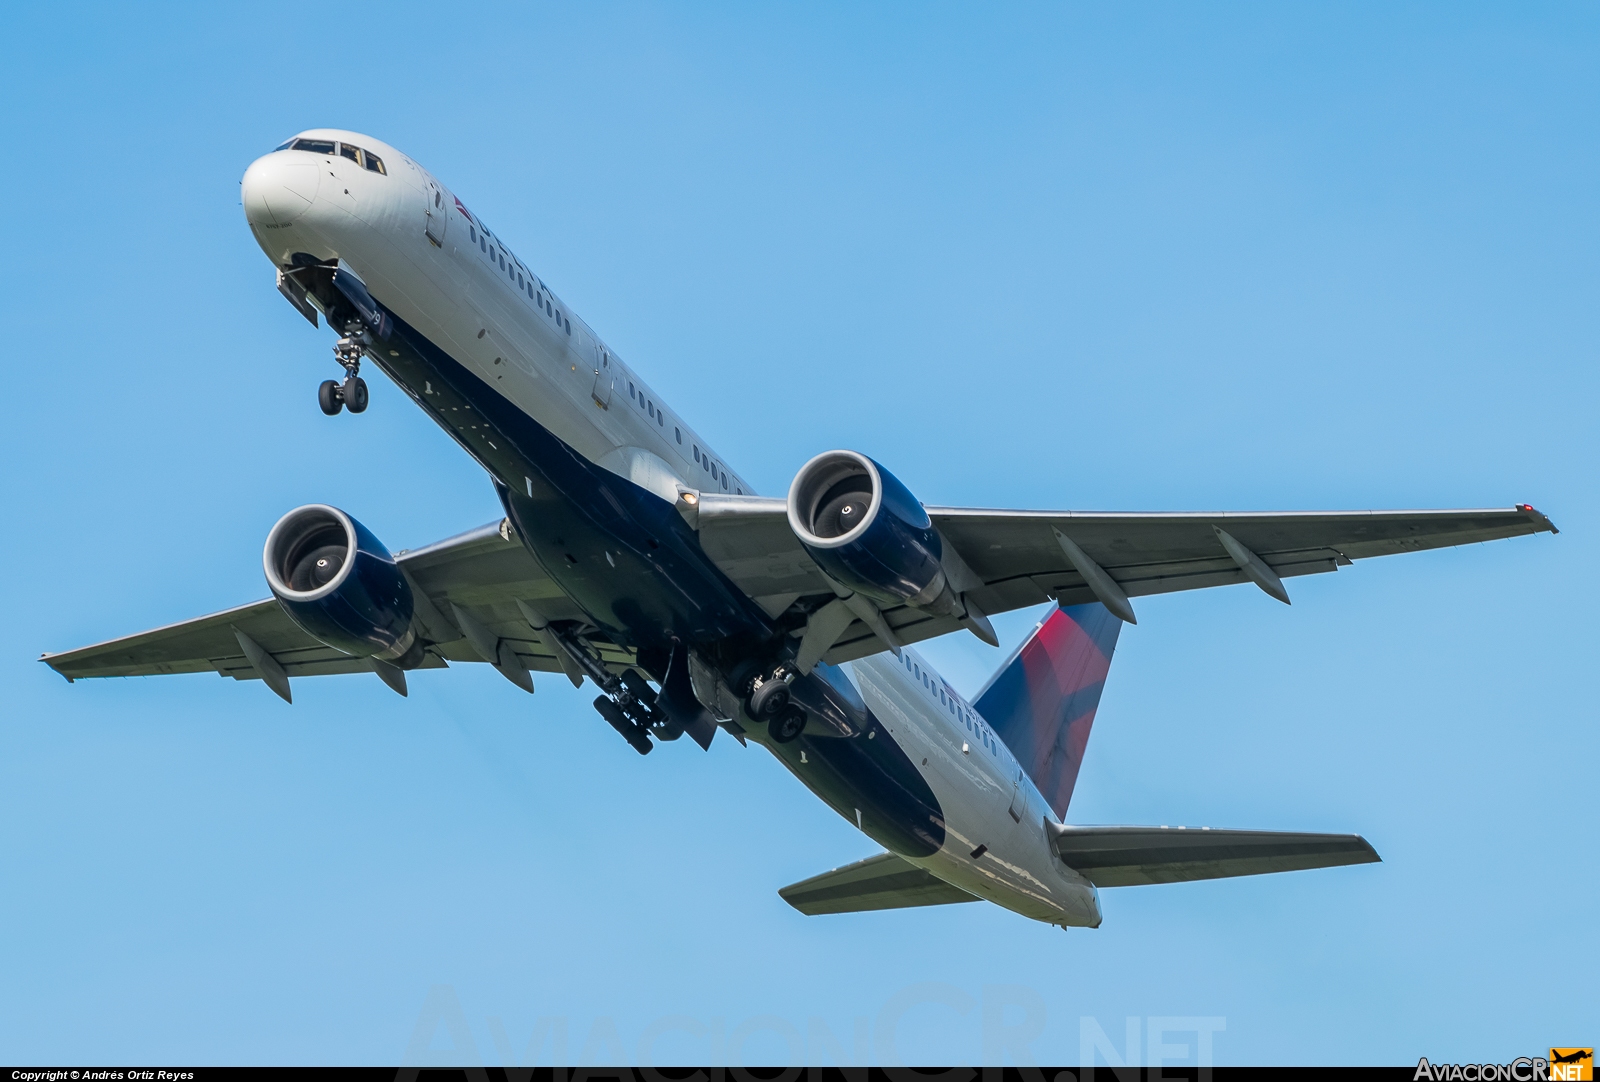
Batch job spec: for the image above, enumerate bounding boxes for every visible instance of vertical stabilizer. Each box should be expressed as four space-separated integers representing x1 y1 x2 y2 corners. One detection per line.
973 603 1122 819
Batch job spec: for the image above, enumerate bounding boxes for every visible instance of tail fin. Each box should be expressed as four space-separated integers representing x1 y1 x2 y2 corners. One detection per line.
973 603 1122 820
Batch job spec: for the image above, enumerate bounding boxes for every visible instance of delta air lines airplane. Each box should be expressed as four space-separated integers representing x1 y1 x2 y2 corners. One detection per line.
42 130 1558 929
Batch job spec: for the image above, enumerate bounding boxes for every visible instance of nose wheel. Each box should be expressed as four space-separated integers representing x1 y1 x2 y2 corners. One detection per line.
319 326 370 415
316 375 368 415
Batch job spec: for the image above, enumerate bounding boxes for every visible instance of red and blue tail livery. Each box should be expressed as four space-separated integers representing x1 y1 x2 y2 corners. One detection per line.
975 603 1122 820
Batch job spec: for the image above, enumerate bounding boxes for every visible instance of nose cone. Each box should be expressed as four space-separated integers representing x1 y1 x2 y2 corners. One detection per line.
241 152 322 229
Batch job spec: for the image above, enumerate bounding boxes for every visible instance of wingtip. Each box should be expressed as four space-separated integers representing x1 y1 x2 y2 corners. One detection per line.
1517 504 1559 534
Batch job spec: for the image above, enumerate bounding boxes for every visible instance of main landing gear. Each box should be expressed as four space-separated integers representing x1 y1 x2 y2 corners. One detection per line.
744 665 807 745
318 323 370 416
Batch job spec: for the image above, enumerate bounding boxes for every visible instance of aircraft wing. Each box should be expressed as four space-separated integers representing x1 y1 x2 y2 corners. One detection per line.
778 851 979 915
41 520 634 691
692 497 1557 664
1050 824 1380 887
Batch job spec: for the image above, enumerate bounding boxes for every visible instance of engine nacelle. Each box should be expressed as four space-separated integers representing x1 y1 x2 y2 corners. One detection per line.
263 504 423 668
786 450 946 607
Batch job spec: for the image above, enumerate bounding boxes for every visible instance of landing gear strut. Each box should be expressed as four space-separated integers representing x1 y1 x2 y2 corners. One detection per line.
319 322 369 415
535 621 661 755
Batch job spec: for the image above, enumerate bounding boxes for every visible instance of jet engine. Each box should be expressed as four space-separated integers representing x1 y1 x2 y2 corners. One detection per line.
263 504 424 668
786 450 947 607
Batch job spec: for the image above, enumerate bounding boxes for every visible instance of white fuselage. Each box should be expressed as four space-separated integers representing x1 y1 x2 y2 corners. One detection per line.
241 129 1100 928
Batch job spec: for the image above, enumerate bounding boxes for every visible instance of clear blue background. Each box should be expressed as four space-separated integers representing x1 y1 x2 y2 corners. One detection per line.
1 1 1594 1067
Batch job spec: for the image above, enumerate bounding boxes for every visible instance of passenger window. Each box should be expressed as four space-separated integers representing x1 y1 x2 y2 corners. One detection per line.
722 475 728 490
658 412 665 427
648 401 654 417
675 428 681 444
339 143 359 164
291 138 335 154
565 317 571 334
703 457 710 473
629 382 635 398
518 272 524 288
364 152 385 174
469 226 477 242
693 446 700 462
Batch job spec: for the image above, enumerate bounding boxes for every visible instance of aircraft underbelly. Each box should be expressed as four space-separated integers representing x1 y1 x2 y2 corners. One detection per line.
371 303 769 648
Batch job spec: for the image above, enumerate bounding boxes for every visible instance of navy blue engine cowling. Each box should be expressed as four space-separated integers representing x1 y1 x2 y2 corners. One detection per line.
787 451 946 607
263 505 423 668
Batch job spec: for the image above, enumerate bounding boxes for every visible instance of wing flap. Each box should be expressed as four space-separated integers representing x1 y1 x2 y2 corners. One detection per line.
778 851 979 915
1051 824 1380 887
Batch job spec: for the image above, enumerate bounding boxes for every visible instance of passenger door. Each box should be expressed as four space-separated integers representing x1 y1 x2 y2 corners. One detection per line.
591 348 615 409
1007 766 1026 824
423 178 448 247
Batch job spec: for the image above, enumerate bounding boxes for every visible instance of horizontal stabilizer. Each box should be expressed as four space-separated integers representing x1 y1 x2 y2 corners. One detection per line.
1050 824 1379 887
779 852 979 916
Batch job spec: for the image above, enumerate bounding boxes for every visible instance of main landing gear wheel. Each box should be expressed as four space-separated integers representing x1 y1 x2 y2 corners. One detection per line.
343 375 369 413
748 676 790 720
593 695 653 756
769 705 807 744
318 379 343 416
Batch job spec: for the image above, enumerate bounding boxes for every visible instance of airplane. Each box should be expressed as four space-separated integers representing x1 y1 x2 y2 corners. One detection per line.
40 128 1559 930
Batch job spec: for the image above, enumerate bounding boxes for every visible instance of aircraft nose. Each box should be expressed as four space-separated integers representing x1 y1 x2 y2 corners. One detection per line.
241 151 322 229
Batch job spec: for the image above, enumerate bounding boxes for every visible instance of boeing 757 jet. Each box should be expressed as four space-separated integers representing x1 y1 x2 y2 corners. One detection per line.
41 130 1558 929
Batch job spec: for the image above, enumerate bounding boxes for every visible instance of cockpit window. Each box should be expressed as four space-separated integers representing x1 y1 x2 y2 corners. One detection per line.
274 139 294 151
277 136 387 174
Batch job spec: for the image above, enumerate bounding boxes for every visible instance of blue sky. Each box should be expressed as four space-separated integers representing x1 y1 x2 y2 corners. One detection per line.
1 1 1595 1067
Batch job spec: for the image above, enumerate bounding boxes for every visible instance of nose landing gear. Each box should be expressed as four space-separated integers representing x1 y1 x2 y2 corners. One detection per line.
318 323 370 415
